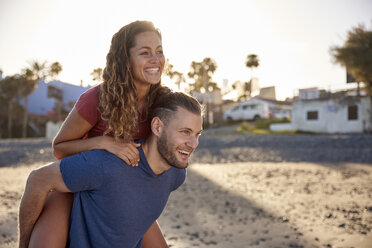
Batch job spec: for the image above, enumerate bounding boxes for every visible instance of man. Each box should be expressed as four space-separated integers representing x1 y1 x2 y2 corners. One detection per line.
19 91 203 248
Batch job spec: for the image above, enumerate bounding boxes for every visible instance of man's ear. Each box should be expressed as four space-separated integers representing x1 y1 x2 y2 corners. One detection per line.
151 117 163 137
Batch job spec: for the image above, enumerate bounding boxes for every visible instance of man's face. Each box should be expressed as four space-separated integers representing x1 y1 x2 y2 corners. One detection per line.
157 107 202 169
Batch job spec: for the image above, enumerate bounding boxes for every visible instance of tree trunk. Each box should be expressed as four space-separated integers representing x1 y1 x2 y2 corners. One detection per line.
370 95 372 133
7 101 13 138
203 68 209 126
22 96 29 138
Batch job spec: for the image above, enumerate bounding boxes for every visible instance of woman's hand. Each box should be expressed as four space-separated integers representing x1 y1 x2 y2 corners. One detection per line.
100 136 141 166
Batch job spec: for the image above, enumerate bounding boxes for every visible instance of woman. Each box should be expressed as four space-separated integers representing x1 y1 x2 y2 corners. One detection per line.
29 21 170 248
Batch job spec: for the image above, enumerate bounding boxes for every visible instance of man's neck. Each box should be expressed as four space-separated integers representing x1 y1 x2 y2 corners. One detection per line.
142 136 170 175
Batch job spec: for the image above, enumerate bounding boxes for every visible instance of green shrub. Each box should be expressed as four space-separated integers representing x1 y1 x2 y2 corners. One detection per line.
254 118 290 129
237 121 254 133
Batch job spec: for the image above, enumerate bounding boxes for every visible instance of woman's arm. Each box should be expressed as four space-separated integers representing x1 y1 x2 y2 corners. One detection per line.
52 107 97 159
19 161 71 248
52 107 140 165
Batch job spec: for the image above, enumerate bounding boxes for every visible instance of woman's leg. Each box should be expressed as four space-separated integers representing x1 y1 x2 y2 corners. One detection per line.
28 191 74 248
142 221 169 248
28 191 165 248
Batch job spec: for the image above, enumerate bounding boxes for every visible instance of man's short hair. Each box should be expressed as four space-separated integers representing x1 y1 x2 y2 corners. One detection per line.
151 91 202 125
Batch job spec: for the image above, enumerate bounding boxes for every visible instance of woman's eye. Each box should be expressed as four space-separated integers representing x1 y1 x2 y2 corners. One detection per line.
157 50 163 54
140 51 149 55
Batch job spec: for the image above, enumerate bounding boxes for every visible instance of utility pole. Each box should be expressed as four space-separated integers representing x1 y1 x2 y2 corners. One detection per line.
203 65 209 127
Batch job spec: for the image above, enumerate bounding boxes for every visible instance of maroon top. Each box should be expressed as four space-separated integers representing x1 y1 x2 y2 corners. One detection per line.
75 85 150 140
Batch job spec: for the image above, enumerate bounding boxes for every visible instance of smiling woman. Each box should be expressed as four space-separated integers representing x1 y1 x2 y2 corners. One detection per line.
24 21 172 248
99 21 166 143
130 31 165 86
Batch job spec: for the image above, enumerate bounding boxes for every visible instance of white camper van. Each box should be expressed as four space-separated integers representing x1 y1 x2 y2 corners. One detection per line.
223 98 271 121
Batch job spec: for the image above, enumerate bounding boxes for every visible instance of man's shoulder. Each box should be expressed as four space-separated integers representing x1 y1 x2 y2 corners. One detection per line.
177 168 187 179
89 149 123 162
75 149 123 166
61 149 107 167
168 167 186 191
172 167 186 175
81 149 108 157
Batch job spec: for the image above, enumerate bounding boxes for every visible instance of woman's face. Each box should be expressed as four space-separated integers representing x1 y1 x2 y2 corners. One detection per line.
129 31 165 89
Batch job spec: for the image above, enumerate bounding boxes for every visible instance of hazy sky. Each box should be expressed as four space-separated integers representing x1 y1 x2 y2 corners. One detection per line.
1 0 371 100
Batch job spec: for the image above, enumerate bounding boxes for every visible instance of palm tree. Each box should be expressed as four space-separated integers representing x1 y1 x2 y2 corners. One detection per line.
330 24 372 95
29 60 47 80
172 71 185 91
20 68 39 138
49 62 63 80
45 61 64 122
165 60 184 91
90 67 103 84
188 57 218 92
245 54 260 97
0 75 23 138
246 54 259 79
21 60 63 137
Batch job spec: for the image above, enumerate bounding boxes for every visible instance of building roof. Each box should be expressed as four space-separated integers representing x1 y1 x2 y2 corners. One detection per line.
254 96 292 106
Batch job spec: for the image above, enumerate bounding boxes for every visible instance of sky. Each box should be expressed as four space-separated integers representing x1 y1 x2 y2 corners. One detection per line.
0 0 371 100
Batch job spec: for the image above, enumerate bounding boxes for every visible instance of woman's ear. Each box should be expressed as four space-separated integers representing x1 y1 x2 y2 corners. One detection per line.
151 117 163 137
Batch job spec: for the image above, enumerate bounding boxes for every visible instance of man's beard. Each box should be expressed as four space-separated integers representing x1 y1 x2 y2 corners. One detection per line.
157 132 189 169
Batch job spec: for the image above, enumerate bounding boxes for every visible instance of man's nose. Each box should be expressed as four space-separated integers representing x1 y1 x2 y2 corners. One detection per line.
187 136 199 149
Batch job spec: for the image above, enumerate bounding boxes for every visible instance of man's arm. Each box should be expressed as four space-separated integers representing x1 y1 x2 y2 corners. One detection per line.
18 161 71 248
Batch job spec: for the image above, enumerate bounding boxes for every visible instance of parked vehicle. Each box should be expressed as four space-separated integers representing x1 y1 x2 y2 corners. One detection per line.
223 98 271 122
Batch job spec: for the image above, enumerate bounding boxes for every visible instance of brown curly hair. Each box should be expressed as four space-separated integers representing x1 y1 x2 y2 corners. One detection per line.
99 21 169 142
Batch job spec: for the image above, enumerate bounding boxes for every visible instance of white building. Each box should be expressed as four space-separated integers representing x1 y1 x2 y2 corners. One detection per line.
292 95 372 133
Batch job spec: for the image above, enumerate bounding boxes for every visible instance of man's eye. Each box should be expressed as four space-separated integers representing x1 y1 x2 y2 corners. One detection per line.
157 50 163 54
182 130 190 135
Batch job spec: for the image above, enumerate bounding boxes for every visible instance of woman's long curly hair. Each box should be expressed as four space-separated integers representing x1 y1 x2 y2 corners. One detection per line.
99 21 168 142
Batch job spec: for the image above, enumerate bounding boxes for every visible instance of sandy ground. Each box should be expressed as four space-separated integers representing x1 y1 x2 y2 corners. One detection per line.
0 161 371 248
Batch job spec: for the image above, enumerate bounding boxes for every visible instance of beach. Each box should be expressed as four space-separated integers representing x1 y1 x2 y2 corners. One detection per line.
1 134 372 247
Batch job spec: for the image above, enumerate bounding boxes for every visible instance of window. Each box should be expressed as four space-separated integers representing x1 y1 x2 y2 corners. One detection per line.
307 111 318 120
231 106 240 112
348 105 358 120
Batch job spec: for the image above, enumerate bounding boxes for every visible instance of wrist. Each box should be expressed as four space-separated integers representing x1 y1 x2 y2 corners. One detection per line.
94 135 112 150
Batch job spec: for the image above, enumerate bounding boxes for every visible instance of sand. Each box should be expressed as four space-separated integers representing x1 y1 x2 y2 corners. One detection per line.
1 161 371 248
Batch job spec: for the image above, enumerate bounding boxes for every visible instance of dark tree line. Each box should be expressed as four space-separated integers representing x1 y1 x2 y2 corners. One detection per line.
330 23 372 95
0 61 62 138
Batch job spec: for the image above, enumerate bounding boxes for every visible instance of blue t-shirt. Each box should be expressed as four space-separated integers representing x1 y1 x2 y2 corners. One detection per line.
60 143 186 248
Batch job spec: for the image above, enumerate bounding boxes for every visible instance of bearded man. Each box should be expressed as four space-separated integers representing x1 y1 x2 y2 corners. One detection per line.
18 91 203 248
